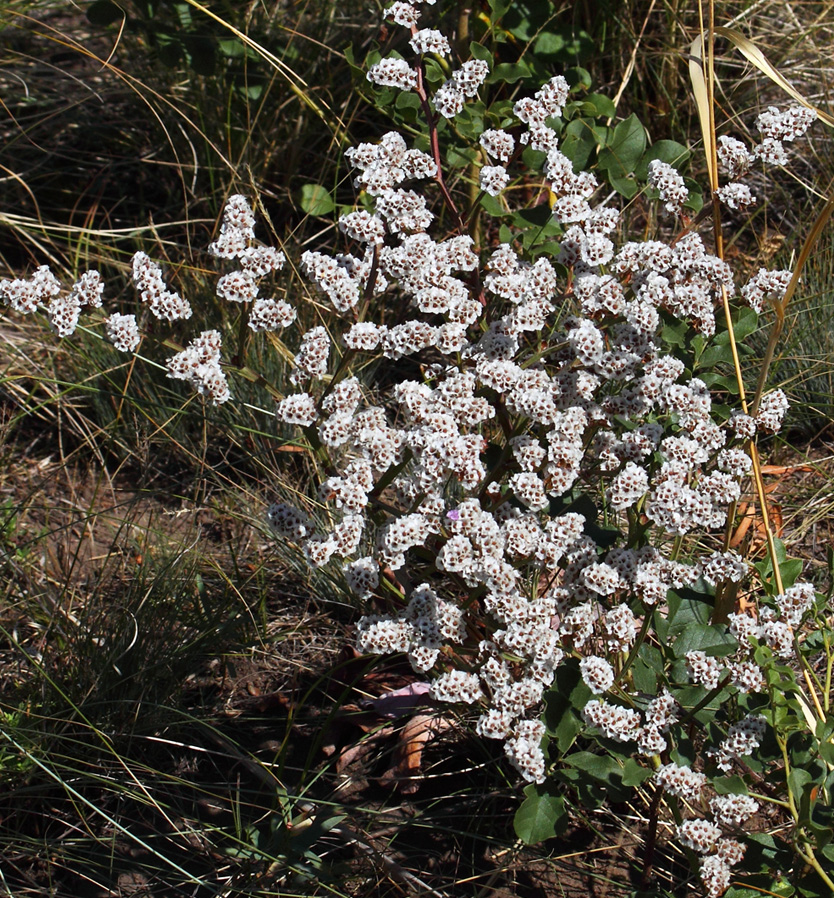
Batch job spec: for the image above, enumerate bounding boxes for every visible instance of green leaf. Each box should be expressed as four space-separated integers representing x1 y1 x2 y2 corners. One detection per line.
667 585 713 635
529 28 593 64
684 188 705 212
491 62 532 84
819 741 834 767
731 305 761 341
395 90 422 122
514 785 568 844
544 661 590 753
779 560 804 591
607 171 639 198
788 766 813 798
469 41 492 63
456 104 485 139
561 119 604 171
531 30 569 61
521 221 561 252
712 775 749 794
566 751 621 783
218 37 249 59
632 658 658 695
582 93 616 119
794 869 831 898
529 240 563 258
298 184 336 216
622 758 653 786
479 193 505 216
661 315 690 348
633 642 663 694
183 34 216 76
698 372 741 393
488 0 512 24
634 139 690 179
423 57 446 86
521 146 548 169
512 205 555 229
816 714 834 744
673 623 736 658
672 685 730 723
446 144 480 168
697 341 735 370
753 538 803 594
565 66 592 89
726 881 794 898
597 114 646 179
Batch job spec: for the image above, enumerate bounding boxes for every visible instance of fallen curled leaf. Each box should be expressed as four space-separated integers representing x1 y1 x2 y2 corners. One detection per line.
378 713 451 795
759 463 815 475
336 724 395 774
252 690 292 713
729 493 783 550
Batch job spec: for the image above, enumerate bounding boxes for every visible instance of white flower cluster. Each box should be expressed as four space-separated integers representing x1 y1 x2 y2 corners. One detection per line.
480 165 510 197
583 685 679 755
710 714 767 771
208 193 257 258
1 6 825 894
345 131 437 195
47 270 105 337
434 60 490 118
715 104 816 213
699 842 746 898
720 579 816 667
166 329 231 405
368 56 419 91
740 267 791 314
648 159 689 216
655 762 707 802
261 61 811 784
756 389 789 433
672 786 757 896
0 265 61 314
132 251 192 321
206 195 289 332
105 312 141 352
409 28 450 57
677 819 747 897
756 105 817 142
0 265 104 338
700 550 748 586
480 129 515 163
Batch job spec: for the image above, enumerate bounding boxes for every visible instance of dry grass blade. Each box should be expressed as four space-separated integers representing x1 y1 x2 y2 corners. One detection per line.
751 196 834 416
688 34 716 190
714 26 834 129
690 5 832 740
178 0 349 145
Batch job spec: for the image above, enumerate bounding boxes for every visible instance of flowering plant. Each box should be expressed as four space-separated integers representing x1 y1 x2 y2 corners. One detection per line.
2 1 833 895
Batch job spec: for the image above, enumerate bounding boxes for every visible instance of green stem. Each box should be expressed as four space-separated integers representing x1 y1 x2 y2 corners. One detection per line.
616 608 653 686
798 844 834 893
675 676 730 729
776 732 800 821
748 790 791 810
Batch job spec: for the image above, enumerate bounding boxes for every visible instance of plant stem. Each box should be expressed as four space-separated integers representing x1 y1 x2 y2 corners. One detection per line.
640 784 664 889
